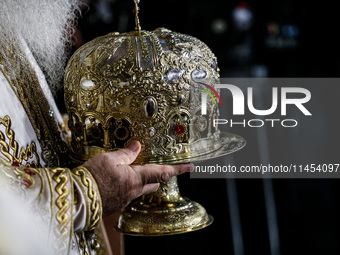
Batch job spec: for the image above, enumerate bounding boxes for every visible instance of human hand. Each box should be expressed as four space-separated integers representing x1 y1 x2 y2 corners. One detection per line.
83 141 194 217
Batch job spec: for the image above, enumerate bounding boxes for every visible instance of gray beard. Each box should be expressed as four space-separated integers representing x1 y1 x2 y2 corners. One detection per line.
0 0 80 95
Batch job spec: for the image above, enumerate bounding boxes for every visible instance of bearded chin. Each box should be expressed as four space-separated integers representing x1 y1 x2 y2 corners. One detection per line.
0 0 80 95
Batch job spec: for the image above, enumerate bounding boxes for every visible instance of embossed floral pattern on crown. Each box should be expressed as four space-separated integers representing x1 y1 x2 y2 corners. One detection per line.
64 28 221 164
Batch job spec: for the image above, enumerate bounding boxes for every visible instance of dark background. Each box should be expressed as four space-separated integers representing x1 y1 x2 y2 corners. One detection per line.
61 0 340 254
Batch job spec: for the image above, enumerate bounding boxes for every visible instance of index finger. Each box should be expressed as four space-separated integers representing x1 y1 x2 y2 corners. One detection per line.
132 163 194 185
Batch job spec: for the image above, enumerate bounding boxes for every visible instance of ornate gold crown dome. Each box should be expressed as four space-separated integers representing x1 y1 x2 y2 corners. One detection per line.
64 25 222 164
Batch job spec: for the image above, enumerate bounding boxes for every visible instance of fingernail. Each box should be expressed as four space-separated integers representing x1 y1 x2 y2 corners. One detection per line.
126 140 140 152
187 163 195 172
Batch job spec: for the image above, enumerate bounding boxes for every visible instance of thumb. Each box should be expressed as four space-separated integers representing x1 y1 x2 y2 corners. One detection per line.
109 140 141 165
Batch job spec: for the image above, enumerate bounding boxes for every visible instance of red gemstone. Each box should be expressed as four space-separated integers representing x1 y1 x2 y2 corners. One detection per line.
12 161 19 167
174 124 185 135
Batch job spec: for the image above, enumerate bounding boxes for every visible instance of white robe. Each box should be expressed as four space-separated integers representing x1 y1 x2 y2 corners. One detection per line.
0 39 109 255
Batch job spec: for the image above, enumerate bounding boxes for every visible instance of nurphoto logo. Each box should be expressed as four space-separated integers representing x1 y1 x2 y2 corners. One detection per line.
200 83 312 128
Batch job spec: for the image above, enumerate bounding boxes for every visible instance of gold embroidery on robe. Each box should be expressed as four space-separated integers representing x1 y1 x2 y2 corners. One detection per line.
72 166 102 230
0 115 40 167
0 42 68 167
50 167 72 254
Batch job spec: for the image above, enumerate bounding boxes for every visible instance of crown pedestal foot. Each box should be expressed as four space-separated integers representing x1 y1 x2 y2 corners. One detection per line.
116 177 213 236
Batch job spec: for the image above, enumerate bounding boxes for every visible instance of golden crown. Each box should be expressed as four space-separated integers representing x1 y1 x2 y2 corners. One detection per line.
64 27 222 164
